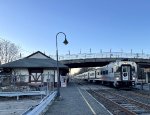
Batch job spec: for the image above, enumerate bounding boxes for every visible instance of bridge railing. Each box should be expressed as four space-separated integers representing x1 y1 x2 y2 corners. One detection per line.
50 52 150 60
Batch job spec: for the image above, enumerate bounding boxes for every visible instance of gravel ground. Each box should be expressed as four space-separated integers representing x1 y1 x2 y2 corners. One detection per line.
107 89 150 105
78 82 150 115
0 96 41 115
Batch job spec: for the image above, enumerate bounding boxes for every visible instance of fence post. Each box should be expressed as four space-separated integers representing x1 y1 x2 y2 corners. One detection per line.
47 72 50 95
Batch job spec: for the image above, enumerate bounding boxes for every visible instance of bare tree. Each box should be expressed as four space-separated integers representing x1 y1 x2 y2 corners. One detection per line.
0 39 20 64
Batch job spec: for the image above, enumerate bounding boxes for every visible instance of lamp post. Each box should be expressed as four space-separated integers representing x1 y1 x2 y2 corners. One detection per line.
56 32 68 97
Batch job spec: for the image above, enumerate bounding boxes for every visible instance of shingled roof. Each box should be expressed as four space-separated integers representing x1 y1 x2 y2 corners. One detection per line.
0 51 68 69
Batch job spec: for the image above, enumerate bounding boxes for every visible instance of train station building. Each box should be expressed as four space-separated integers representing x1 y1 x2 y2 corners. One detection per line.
0 51 69 87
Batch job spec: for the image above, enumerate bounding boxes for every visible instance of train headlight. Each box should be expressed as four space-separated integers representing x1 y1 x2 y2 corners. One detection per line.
132 77 135 80
116 77 119 80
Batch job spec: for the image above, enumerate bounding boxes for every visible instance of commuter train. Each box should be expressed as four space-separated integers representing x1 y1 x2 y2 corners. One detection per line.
76 60 137 87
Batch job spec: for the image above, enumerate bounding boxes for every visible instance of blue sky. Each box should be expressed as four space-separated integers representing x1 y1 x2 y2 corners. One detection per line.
0 0 150 56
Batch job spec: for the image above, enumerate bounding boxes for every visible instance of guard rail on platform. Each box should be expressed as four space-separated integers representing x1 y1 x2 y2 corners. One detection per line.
22 91 57 115
0 91 46 97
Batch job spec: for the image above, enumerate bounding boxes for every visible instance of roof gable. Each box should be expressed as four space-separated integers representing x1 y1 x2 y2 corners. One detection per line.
26 51 50 59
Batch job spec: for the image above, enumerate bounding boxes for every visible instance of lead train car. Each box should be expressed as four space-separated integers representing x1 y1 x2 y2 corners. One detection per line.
77 61 137 87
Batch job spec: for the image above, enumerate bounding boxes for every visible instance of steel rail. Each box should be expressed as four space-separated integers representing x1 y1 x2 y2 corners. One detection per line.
77 81 150 114
130 91 150 99
103 89 150 110
89 89 137 115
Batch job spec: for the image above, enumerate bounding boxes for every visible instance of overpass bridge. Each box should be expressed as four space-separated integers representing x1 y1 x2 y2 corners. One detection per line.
50 51 150 68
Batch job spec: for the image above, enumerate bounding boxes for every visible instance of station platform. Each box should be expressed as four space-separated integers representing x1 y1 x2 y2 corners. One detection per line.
45 81 111 115
135 83 150 91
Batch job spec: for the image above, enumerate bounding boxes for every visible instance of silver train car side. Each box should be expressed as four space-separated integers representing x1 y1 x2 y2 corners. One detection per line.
76 61 137 87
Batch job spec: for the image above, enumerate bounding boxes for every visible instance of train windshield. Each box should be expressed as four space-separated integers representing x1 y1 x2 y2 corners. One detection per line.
122 66 131 80
122 66 130 72
123 68 127 72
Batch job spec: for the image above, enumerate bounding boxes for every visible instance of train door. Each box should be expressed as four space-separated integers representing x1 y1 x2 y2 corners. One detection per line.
122 66 131 81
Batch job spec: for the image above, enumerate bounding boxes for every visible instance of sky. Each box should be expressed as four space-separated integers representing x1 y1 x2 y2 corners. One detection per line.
0 0 150 57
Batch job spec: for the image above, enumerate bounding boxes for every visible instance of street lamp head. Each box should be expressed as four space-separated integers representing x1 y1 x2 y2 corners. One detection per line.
63 38 69 45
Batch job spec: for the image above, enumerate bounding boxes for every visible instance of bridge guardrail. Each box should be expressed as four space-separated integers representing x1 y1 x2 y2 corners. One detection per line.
50 52 150 61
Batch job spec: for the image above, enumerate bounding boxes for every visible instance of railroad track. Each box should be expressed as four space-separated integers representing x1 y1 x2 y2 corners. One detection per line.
87 83 150 102
130 90 150 99
115 89 150 105
87 89 150 115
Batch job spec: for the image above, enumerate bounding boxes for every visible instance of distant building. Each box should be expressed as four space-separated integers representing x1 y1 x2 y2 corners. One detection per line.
0 51 68 86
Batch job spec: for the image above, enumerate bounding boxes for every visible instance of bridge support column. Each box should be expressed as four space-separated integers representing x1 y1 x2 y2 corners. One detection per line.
17 96 19 100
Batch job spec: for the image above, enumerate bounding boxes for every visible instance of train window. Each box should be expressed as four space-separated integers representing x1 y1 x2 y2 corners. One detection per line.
103 71 105 75
132 66 135 71
116 67 121 72
90 73 94 76
101 71 103 75
112 68 113 73
106 70 108 74
123 68 127 72
97 72 100 75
